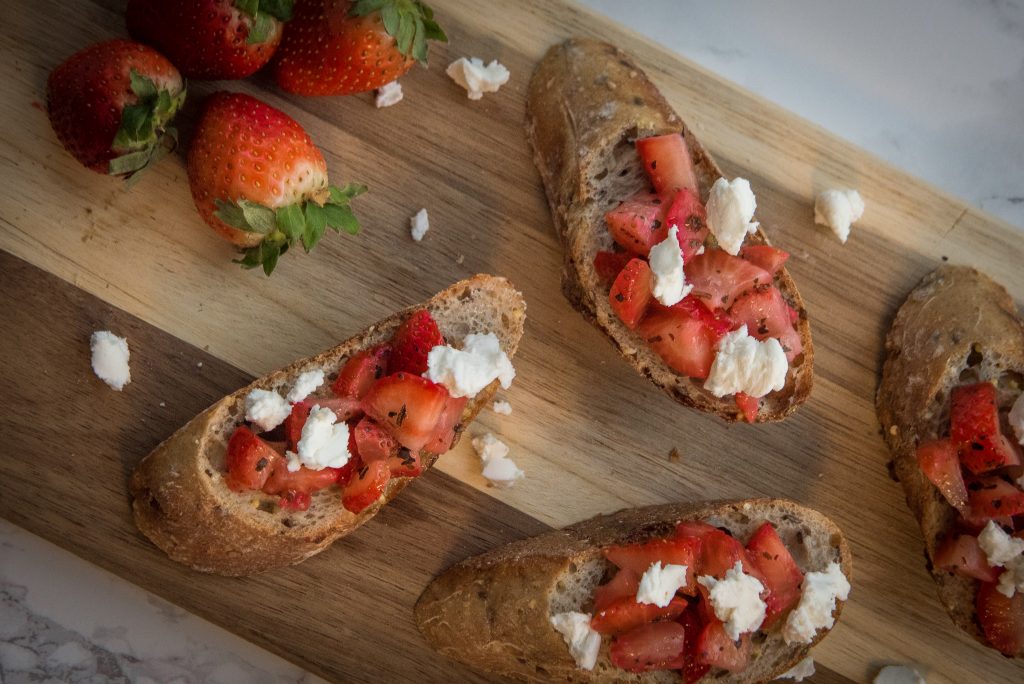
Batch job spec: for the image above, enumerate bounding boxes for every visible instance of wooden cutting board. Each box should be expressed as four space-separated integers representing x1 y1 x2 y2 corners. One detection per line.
1 0 1022 682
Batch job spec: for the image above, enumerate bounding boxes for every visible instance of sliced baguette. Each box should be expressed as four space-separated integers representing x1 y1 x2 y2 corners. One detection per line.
130 275 526 576
415 498 851 682
877 265 1024 654
525 38 813 423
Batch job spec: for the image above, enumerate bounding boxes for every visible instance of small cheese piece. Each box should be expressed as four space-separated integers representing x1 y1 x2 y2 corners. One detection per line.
704 326 788 398
410 208 429 242
286 370 325 403
874 664 926 684
293 405 351 472
90 330 131 391
446 57 510 100
1009 392 1024 445
425 333 515 398
697 561 767 640
374 81 403 108
814 189 864 244
492 400 512 415
782 562 851 644
244 389 291 432
779 656 816 681
648 225 692 306
978 520 1024 597
636 561 689 608
550 612 601 670
472 433 524 488
706 177 758 255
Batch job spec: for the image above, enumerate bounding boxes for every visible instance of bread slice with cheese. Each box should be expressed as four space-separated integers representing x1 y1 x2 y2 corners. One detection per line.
130 275 526 576
525 38 813 422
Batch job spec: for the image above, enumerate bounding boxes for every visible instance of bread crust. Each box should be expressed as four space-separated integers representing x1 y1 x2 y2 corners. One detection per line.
415 498 851 683
877 265 1024 655
130 275 526 576
525 39 812 422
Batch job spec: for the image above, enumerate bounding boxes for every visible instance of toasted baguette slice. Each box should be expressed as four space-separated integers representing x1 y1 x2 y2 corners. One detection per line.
877 265 1024 655
415 499 850 682
130 275 526 576
525 39 813 422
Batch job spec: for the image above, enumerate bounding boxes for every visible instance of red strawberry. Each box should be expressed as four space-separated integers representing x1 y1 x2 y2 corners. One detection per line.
272 0 447 96
46 40 185 182
187 92 366 275
127 0 294 80
389 310 444 375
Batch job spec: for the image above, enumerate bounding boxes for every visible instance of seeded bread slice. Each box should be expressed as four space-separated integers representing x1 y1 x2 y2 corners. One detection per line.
876 265 1024 655
524 39 813 423
415 499 851 682
130 275 526 576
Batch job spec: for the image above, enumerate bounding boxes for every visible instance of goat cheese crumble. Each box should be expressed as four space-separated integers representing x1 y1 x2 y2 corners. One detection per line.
814 189 864 244
550 612 601 670
446 57 510 100
425 333 515 399
697 561 767 640
706 177 758 255
90 330 131 391
648 225 692 306
704 326 788 398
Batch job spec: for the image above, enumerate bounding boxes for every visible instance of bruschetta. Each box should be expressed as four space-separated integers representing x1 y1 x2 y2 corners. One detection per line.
525 39 812 423
878 265 1024 657
130 275 526 576
415 499 851 682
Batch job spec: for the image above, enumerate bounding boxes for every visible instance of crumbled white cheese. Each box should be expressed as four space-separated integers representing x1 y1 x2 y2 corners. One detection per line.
978 520 1024 597
425 333 515 398
410 208 429 242
697 561 766 640
636 561 689 608
814 189 864 244
286 370 325 403
874 664 926 684
472 433 524 488
492 400 512 415
648 225 692 306
550 612 601 670
704 326 788 398
90 331 131 391
1009 392 1024 445
244 389 291 432
706 177 758 255
374 81 403 108
783 562 851 644
292 405 351 472
779 656 816 681
446 57 510 100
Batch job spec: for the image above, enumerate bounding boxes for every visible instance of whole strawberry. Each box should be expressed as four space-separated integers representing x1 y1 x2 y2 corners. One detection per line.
127 0 293 80
187 92 365 275
47 40 186 181
273 0 446 96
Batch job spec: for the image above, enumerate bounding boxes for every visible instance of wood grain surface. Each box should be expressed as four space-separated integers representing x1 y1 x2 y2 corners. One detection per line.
0 0 1022 682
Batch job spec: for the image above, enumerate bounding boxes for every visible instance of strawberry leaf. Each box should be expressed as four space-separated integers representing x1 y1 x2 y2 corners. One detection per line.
215 198 277 234
380 4 400 36
276 203 306 241
324 203 360 235
330 183 368 203
110 71 186 182
129 69 158 100
352 0 445 63
303 202 327 251
248 12 275 44
260 0 294 21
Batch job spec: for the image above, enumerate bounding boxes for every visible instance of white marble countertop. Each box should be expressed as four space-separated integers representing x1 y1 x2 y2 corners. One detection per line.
3 1 1022 683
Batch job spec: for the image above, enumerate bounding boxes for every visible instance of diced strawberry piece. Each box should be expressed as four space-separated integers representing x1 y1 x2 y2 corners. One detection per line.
225 426 282 492
635 133 699 198
278 490 312 512
389 310 445 376
787 303 800 325
967 477 1024 521
933 534 999 582
388 448 423 478
603 536 701 595
362 373 450 451
675 521 719 540
917 439 969 514
606 191 666 256
700 529 758 580
695 619 752 672
952 383 1021 474
332 344 392 398
262 461 341 497
594 568 641 612
735 392 759 423
593 250 633 286
353 417 399 463
283 402 311 452
686 249 772 311
591 596 687 636
609 258 654 329
739 245 789 274
670 296 733 340
977 580 1024 656
745 522 804 627
657 188 709 262
728 286 803 362
422 394 469 455
609 621 686 673
677 604 711 684
341 459 391 514
637 306 718 379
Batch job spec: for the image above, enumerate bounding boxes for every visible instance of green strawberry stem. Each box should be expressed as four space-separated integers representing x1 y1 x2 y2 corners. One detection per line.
108 69 187 183
234 0 295 45
216 183 367 276
351 0 447 64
